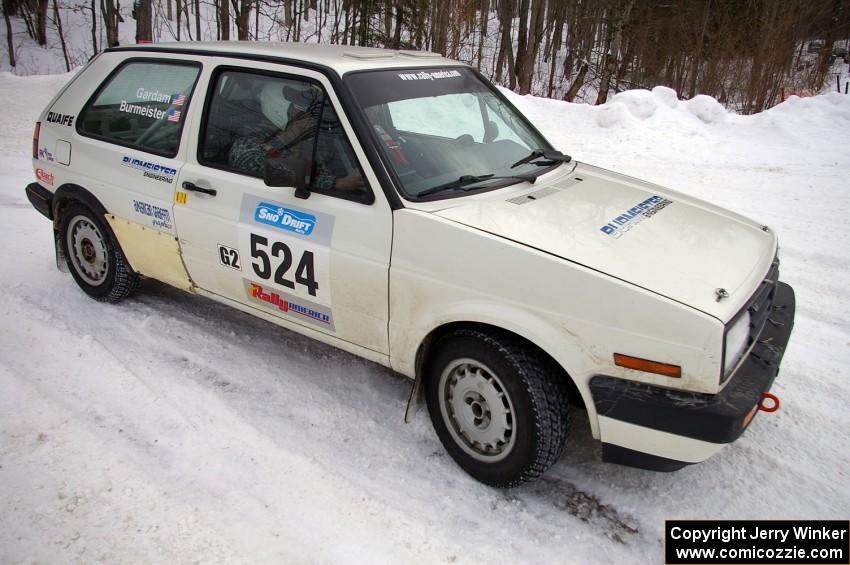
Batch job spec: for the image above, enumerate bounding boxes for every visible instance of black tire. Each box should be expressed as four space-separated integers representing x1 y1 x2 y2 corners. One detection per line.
59 201 140 302
424 328 570 488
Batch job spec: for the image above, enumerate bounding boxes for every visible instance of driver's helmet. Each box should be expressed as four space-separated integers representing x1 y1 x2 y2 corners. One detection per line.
259 82 291 130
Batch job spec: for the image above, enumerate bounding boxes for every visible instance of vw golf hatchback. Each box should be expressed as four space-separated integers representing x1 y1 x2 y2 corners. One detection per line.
26 42 795 487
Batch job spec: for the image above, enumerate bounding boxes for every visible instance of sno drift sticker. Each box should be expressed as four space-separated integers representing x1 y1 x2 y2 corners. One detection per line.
254 203 316 236
132 199 172 230
599 195 673 239
121 156 177 184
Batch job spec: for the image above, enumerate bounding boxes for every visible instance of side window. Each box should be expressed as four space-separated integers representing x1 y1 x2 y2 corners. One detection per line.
78 61 200 156
200 69 370 202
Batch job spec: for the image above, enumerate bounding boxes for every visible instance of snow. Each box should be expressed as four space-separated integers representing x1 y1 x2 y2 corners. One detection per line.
1 70 850 564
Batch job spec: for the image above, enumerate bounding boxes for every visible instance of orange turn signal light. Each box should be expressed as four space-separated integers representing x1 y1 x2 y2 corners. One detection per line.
613 353 681 378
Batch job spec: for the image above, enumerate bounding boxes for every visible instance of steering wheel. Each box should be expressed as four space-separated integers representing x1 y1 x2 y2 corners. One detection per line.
453 134 475 146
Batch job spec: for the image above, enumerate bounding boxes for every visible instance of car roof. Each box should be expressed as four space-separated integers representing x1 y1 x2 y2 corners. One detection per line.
113 42 465 76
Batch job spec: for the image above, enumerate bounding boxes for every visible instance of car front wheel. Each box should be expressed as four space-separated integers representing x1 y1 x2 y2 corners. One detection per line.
425 328 570 488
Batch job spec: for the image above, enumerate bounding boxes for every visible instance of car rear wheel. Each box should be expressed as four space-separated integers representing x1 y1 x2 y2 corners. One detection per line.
425 328 570 488
60 202 139 302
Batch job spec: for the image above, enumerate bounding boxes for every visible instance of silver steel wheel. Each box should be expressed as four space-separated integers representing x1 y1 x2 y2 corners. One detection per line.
438 358 516 462
67 215 109 286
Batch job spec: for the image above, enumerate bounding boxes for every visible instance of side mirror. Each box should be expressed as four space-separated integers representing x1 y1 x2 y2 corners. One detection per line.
263 159 310 200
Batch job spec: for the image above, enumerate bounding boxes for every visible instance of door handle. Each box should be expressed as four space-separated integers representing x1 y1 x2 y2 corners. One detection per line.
182 181 217 196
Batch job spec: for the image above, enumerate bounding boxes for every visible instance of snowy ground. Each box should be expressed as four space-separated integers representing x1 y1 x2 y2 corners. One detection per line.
1 71 849 564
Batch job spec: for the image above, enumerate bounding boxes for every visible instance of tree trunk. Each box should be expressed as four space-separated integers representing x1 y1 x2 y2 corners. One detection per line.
236 0 250 39
513 0 530 90
133 0 152 42
166 0 172 21
53 0 70 70
564 61 588 102
219 0 229 40
36 0 48 45
90 0 98 54
103 0 119 47
495 0 515 88
194 0 200 40
3 2 15 67
516 0 544 94
595 0 634 105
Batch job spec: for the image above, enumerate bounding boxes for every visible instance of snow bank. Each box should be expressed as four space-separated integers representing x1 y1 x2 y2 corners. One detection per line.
2 73 850 564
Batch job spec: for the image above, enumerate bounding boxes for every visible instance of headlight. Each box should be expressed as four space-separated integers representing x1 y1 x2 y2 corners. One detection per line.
723 311 751 381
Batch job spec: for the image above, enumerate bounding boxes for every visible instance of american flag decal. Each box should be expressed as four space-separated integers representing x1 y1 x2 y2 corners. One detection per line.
171 93 186 106
166 108 181 122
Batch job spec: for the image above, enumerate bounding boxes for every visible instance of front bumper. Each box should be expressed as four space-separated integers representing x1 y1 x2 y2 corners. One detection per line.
589 281 796 471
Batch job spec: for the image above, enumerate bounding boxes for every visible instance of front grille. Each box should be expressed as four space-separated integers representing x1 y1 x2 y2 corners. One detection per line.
721 258 780 383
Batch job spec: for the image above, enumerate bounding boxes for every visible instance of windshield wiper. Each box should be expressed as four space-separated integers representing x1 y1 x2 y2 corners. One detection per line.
510 149 572 169
418 173 536 198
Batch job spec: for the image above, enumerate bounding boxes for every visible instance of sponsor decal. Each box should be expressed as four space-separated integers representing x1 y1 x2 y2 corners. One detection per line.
254 203 316 236
121 155 177 184
599 194 673 239
397 70 462 81
218 244 241 271
135 87 173 103
38 147 55 162
35 168 54 186
45 111 74 127
246 281 333 328
175 191 187 205
118 90 187 122
119 100 169 120
132 199 172 230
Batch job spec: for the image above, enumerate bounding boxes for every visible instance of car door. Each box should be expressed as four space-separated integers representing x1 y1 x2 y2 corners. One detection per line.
173 60 393 355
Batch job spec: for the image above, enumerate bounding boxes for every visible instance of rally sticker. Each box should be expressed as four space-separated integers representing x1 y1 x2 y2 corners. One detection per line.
243 279 335 331
599 195 673 239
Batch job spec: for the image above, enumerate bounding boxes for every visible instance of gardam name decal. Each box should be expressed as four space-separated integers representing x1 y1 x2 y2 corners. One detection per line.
599 195 673 238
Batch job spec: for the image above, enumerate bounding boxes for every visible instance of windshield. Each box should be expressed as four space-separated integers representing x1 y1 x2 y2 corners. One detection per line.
346 67 556 199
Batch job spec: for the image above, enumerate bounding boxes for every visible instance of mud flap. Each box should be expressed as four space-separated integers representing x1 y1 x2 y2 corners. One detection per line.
404 373 424 423
54 230 69 273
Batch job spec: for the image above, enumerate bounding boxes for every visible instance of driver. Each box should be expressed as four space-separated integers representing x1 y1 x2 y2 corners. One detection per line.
228 82 363 194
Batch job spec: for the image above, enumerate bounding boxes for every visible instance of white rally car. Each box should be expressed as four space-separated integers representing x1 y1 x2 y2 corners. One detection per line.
26 42 795 487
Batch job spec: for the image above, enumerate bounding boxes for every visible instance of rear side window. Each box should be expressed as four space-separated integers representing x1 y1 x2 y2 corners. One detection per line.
78 60 201 157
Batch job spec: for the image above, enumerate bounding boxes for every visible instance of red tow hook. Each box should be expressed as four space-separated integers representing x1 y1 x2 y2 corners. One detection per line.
758 392 781 413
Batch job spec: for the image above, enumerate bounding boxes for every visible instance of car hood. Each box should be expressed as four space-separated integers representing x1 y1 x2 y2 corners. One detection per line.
433 162 777 322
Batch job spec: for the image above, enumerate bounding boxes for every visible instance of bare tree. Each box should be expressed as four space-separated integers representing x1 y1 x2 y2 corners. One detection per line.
133 0 152 42
52 0 70 69
3 0 15 67
102 0 119 46
219 0 229 39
